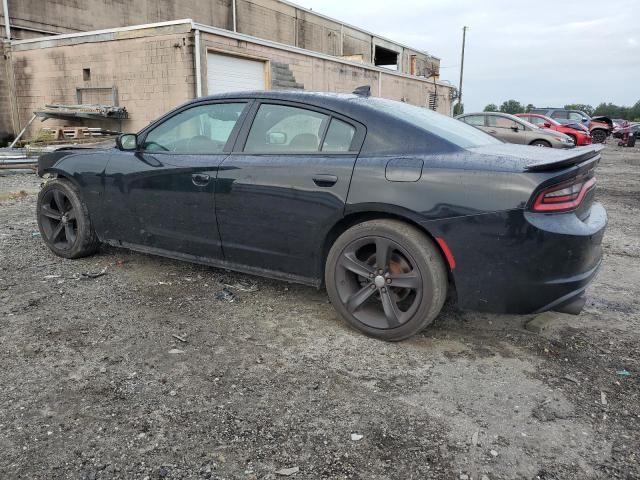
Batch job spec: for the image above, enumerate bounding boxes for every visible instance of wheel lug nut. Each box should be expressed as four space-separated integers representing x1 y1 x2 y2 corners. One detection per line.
386 278 392 284
370 284 376 290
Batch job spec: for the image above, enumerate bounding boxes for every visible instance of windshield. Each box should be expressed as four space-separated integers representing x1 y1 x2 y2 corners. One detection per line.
367 98 502 148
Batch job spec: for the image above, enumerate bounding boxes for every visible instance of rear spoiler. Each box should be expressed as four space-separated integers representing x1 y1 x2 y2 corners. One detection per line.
525 145 603 172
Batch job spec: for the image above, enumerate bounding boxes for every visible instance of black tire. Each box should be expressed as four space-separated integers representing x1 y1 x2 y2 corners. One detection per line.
530 140 551 147
36 178 99 259
325 219 447 341
591 129 607 144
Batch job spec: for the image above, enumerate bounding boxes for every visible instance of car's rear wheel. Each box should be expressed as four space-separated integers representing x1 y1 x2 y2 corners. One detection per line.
530 140 551 147
325 219 447 341
37 178 99 259
591 129 607 144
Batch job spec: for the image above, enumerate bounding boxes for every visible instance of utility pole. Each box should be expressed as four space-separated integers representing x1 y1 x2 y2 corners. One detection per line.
457 26 468 114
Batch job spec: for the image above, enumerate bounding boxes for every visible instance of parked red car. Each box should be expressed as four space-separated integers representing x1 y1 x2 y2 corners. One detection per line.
516 114 592 146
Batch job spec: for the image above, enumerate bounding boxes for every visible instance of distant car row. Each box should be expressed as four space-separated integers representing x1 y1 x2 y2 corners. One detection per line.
456 107 616 149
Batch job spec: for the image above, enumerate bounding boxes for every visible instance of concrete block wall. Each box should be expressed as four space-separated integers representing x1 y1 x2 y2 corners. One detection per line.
10 31 197 136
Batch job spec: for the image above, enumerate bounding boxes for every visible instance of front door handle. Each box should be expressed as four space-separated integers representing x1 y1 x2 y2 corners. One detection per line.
192 173 210 186
487 129 497 134
312 174 338 187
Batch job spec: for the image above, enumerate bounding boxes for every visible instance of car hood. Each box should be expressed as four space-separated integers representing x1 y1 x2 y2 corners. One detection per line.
465 143 602 172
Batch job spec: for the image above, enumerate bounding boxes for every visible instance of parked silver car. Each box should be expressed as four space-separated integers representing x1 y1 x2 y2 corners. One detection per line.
456 112 575 148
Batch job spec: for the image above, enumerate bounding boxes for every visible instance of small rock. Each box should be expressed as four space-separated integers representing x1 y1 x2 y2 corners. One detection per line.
350 433 364 441
275 466 299 476
471 430 479 446
169 390 177 396
601 391 607 406
481 475 490 480
99 367 107 373
526 311 559 333
490 449 498 457
460 475 469 480
168 349 185 354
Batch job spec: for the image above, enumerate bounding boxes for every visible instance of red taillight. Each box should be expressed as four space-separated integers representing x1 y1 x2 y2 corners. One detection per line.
532 176 596 212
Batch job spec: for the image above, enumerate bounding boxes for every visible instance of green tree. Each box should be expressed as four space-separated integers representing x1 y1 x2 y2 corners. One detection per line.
594 102 629 119
453 102 464 116
630 100 640 121
483 103 498 112
499 99 524 115
564 104 594 116
525 104 535 113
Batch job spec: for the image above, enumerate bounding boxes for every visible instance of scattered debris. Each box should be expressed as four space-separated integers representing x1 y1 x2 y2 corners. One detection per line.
601 391 607 406
460 474 469 480
350 433 363 441
616 369 631 377
168 349 185 355
31 231 40 237
470 430 479 447
43 275 60 279
81 267 107 279
489 449 498 457
481 475 490 480
275 466 299 476
172 334 187 343
563 374 580 385
216 288 236 303
221 280 258 293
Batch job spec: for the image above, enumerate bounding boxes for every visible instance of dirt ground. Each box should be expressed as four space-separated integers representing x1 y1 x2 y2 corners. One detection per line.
1 143 638 480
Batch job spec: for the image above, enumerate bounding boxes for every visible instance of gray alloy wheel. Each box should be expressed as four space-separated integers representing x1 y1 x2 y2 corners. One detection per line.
530 140 551 147
37 178 99 259
325 219 447 341
591 129 607 144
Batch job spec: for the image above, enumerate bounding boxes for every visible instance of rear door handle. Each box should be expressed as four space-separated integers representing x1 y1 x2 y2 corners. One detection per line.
488 129 497 134
192 173 210 186
312 174 338 187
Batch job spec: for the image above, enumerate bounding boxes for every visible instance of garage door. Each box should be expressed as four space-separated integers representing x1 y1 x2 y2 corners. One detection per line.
207 53 265 95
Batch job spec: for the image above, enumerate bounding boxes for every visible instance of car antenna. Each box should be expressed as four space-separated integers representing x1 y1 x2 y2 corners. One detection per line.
353 85 371 97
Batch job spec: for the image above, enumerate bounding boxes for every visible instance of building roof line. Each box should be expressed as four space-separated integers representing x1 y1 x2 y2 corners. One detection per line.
8 18 194 46
8 18 452 89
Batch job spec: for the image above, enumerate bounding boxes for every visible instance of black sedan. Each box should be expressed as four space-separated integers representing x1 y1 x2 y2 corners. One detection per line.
36 90 606 341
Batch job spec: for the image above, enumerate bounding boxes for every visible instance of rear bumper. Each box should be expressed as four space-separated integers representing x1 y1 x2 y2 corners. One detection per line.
423 203 607 314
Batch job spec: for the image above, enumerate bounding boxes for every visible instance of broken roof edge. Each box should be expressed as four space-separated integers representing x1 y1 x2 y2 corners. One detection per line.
9 18 452 89
192 22 450 89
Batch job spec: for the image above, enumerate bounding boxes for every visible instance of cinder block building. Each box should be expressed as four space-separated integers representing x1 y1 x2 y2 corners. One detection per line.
1 0 456 140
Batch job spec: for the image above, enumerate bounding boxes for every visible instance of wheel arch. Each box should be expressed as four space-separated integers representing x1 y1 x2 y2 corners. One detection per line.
529 138 551 146
321 208 457 293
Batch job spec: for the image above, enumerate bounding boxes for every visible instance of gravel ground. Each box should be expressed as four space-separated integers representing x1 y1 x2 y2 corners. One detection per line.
1 144 638 480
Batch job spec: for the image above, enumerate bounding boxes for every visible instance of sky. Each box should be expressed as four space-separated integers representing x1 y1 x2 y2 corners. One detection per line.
298 0 639 112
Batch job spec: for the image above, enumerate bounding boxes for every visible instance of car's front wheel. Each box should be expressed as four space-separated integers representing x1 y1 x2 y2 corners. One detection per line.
325 219 447 341
37 178 99 259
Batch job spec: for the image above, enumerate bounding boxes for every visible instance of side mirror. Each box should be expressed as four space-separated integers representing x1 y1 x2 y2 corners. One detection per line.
116 133 138 151
543 122 552 128
511 126 519 132
582 117 588 122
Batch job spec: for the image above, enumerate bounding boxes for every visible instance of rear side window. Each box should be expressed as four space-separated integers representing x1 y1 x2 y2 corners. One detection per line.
487 116 518 129
322 118 356 152
461 115 485 126
244 104 328 153
551 110 569 120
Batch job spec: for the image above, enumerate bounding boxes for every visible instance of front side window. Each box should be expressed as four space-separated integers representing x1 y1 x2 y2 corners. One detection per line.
322 118 356 152
244 104 329 153
525 116 545 126
143 102 247 154
568 112 586 121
